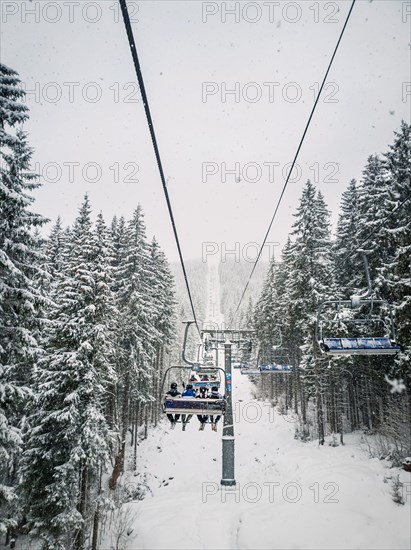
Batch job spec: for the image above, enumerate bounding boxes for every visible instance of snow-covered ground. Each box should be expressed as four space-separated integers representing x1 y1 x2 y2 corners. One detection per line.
104 369 411 550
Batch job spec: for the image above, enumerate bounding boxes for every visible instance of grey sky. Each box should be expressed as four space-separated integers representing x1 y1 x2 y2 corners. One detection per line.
2 0 410 263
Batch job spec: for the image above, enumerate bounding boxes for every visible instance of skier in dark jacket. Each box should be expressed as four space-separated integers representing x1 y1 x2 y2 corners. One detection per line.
165 382 181 429
196 386 209 430
181 384 196 430
209 386 223 432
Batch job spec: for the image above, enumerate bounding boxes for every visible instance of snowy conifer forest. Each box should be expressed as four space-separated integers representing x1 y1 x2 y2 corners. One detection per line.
1 2 411 547
253 122 411 445
1 64 177 548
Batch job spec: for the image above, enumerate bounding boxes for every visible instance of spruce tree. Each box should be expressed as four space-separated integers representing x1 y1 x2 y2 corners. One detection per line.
0 63 46 538
22 197 112 549
380 121 411 366
147 237 175 348
254 256 278 350
288 183 334 443
109 206 154 489
334 179 362 293
288 183 334 344
357 154 391 292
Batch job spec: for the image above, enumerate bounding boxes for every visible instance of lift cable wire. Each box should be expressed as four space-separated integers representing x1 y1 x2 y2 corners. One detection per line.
118 0 201 337
230 0 357 326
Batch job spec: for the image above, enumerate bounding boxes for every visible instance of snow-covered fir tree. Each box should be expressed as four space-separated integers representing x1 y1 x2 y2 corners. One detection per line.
287 183 334 354
334 179 363 293
108 206 178 489
254 182 335 442
147 236 176 349
22 197 114 549
44 216 66 283
357 154 392 291
115 205 154 432
254 257 279 349
379 121 411 370
0 63 46 539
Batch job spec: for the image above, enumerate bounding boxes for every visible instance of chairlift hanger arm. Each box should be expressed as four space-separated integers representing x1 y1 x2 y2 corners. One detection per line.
317 299 389 335
160 364 193 397
182 321 201 367
350 251 373 303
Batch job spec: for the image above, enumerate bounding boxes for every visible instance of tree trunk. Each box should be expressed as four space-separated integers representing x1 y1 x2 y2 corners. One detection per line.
365 375 373 431
300 376 307 424
144 405 149 439
109 370 130 490
293 367 299 415
109 443 125 491
91 468 102 550
133 402 139 471
76 464 88 550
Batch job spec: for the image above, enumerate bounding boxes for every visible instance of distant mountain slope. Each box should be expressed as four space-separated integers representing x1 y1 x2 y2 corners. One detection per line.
219 259 269 326
170 258 268 334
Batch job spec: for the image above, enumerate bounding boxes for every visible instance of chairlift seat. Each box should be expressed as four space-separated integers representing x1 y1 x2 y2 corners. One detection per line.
320 337 402 356
192 381 220 388
195 367 219 374
259 363 292 373
163 398 225 415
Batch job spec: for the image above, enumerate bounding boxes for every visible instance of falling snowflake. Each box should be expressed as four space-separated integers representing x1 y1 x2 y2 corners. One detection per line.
384 375 406 394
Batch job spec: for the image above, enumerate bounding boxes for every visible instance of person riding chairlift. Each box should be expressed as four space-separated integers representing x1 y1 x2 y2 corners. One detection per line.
208 386 223 432
165 382 181 429
196 386 209 430
180 384 196 431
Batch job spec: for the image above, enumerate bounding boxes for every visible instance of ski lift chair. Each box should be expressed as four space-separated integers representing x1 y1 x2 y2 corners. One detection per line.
317 253 403 357
256 340 293 374
316 297 402 356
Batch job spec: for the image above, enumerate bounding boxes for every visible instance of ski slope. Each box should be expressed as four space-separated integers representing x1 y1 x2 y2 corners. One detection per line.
110 370 411 550
204 262 225 329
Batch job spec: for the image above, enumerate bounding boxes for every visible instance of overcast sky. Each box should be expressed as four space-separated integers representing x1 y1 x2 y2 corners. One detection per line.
2 0 410 264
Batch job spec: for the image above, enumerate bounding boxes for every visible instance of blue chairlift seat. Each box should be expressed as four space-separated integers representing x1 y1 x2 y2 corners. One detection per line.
163 398 225 415
195 367 219 375
192 381 220 389
320 337 402 356
259 363 292 373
